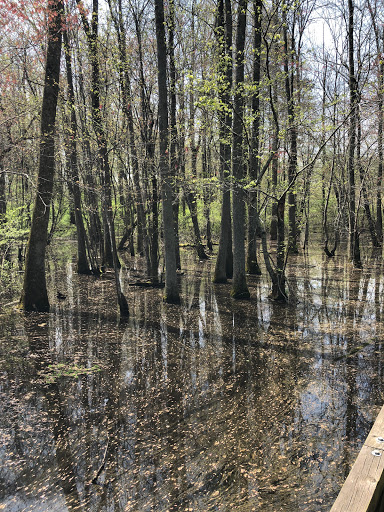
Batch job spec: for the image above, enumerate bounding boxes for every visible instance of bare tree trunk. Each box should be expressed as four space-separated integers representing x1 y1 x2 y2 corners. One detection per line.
168 0 181 271
155 0 180 303
186 5 208 261
107 0 153 275
132 4 160 279
213 0 233 283
377 54 384 243
283 6 298 254
202 130 213 252
231 0 250 299
357 104 379 247
63 28 92 275
247 0 262 275
0 166 5 220
76 0 119 270
270 87 279 241
75 53 103 259
368 1 383 243
347 0 362 267
21 0 63 312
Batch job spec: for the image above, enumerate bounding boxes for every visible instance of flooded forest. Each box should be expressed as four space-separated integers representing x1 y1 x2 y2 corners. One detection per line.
1 0 384 510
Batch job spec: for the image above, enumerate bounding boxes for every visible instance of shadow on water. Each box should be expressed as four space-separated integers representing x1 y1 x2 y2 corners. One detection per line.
1 242 384 511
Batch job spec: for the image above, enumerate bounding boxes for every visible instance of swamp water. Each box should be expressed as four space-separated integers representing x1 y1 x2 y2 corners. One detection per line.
1 243 384 511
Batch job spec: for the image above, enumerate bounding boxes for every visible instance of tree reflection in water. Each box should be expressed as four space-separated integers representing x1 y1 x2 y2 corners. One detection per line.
0 247 383 511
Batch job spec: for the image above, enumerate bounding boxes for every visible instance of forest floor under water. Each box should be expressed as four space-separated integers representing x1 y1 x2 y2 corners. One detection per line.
1 238 384 512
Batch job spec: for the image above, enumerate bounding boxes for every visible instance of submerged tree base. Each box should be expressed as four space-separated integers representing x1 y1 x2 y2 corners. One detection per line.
212 276 227 284
230 288 251 300
247 260 262 275
19 298 50 313
163 293 181 304
271 282 288 302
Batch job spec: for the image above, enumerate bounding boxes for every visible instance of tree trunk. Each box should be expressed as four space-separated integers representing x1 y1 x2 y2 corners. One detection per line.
76 0 118 270
274 195 287 300
76 59 103 259
0 165 6 220
231 0 250 299
270 83 279 241
155 0 180 303
168 0 181 272
283 8 298 254
186 6 208 261
202 132 213 252
247 0 262 275
347 0 362 268
21 0 63 312
367 0 383 244
357 104 380 247
213 0 233 283
377 55 384 243
108 0 152 275
63 28 92 275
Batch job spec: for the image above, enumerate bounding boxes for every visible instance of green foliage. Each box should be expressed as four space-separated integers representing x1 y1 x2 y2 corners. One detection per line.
38 362 103 384
0 206 29 301
0 206 29 252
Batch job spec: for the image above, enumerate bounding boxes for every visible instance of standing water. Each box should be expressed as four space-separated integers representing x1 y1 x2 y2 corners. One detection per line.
1 242 384 511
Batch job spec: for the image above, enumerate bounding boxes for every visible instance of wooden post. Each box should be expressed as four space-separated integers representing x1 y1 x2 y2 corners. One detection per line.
331 405 384 512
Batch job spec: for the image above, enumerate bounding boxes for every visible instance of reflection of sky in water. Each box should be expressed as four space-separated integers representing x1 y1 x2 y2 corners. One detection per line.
1 247 384 511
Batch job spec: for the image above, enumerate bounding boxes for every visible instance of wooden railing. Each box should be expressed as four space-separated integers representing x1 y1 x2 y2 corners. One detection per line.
331 405 384 512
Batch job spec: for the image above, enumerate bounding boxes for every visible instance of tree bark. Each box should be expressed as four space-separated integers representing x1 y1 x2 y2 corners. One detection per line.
0 166 5 220
283 7 298 254
357 104 380 247
368 1 383 243
231 0 250 299
168 0 181 271
347 0 362 267
21 0 63 312
108 0 153 276
76 0 118 269
213 0 233 283
377 54 384 243
63 27 92 275
155 0 180 303
186 5 208 261
247 0 262 275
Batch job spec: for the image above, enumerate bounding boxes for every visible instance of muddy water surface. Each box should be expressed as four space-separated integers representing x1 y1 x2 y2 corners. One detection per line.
1 245 384 511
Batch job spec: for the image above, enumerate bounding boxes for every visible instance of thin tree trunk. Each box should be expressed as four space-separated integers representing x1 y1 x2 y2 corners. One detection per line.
367 0 383 243
108 0 152 275
347 0 362 267
75 56 103 258
202 131 213 252
185 143 208 259
0 166 5 220
270 86 279 240
63 28 92 275
377 54 384 242
274 195 287 300
283 7 298 254
357 104 379 247
168 0 181 272
76 0 118 269
213 0 233 283
186 6 208 261
247 0 262 275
